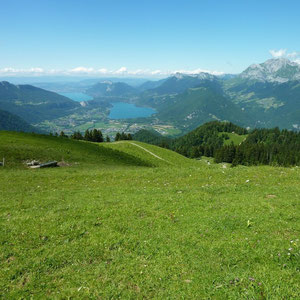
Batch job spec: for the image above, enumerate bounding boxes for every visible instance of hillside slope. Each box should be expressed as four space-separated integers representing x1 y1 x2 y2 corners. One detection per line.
0 131 153 168
103 140 192 167
0 81 80 123
156 87 247 130
0 109 39 132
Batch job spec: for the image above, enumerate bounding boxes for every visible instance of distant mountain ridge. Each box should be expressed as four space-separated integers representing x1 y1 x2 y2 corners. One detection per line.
0 81 79 123
0 57 299 134
144 72 217 95
134 59 300 131
86 81 137 98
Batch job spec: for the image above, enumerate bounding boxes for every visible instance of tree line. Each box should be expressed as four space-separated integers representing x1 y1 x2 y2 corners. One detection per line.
133 121 300 167
176 125 300 167
214 128 300 167
50 129 133 143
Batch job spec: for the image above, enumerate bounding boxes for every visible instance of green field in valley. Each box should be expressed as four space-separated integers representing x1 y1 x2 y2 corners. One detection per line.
219 132 248 146
0 132 299 299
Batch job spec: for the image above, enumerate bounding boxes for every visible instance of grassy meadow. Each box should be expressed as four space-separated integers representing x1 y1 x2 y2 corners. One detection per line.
0 132 299 299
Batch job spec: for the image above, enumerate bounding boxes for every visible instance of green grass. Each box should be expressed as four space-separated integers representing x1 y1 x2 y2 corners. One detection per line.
0 132 299 299
0 131 152 168
219 132 248 145
103 141 192 167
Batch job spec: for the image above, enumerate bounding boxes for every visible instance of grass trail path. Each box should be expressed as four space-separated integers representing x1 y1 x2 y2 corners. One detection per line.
117 141 168 163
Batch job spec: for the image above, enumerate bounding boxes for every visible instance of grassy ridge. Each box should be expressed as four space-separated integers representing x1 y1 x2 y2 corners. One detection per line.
0 131 152 168
0 132 299 298
103 141 192 167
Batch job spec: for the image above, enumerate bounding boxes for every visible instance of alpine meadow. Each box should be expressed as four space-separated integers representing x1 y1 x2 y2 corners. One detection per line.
0 0 300 299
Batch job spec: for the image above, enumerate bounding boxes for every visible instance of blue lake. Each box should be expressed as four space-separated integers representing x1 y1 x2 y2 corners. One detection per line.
59 92 93 102
109 102 156 119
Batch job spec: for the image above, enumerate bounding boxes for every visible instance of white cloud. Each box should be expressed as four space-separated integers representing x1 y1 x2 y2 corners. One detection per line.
269 49 287 58
173 68 224 76
69 67 95 74
97 68 108 74
0 65 226 77
151 70 163 75
113 67 127 74
0 67 45 75
127 69 145 75
28 67 44 73
287 51 299 59
269 49 300 64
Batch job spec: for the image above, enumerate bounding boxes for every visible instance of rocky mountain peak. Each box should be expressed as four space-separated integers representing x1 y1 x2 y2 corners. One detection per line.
240 58 300 83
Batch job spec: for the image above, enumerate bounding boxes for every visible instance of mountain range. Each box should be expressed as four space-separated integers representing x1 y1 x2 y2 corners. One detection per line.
133 58 300 131
240 58 300 83
0 81 80 124
0 57 299 133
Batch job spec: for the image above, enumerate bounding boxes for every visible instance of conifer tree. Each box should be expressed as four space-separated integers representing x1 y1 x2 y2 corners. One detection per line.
115 132 121 141
59 131 67 138
84 129 92 141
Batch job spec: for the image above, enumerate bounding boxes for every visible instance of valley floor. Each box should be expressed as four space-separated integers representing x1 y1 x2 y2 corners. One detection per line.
0 138 299 298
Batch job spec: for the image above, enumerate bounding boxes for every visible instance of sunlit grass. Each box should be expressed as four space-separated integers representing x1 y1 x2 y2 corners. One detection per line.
0 132 299 298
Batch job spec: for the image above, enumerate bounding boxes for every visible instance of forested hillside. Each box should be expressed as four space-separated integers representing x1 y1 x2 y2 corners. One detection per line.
134 121 300 166
0 81 79 123
215 128 300 166
0 109 39 132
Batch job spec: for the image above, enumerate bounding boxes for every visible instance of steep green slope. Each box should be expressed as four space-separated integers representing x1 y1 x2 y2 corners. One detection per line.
0 109 39 132
0 131 152 168
174 121 247 147
103 140 192 167
223 68 300 130
157 87 247 130
0 81 80 123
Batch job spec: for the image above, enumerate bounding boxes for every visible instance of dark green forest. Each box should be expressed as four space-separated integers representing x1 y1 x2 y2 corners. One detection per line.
133 121 300 167
215 128 300 166
0 109 39 132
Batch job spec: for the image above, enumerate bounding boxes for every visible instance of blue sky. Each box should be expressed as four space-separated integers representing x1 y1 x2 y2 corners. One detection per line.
1 0 300 77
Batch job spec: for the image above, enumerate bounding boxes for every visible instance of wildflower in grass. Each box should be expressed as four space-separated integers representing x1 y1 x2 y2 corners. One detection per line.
247 219 253 228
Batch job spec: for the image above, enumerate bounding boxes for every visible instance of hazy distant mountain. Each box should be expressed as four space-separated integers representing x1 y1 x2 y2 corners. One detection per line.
31 77 149 93
222 58 300 129
2 58 299 133
136 72 224 110
0 109 39 132
86 81 138 98
144 72 217 96
156 85 247 131
218 74 237 80
0 81 79 123
135 60 299 131
137 78 167 92
240 58 300 83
